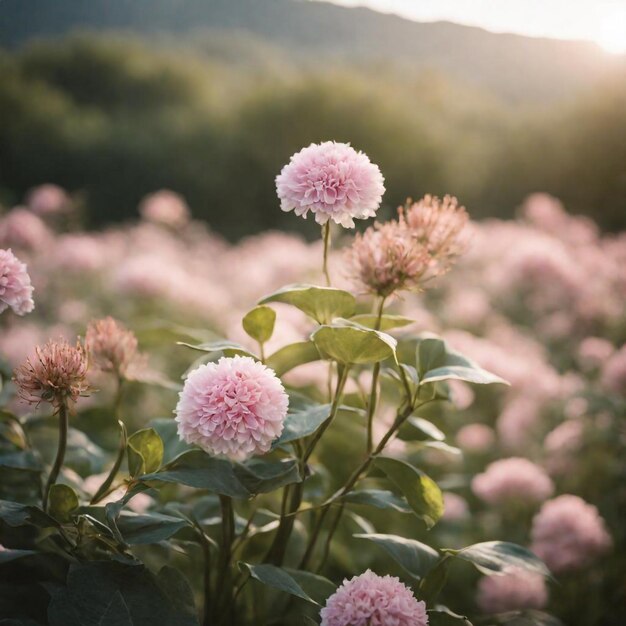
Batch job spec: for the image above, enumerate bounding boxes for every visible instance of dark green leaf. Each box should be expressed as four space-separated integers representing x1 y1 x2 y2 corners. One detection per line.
238 562 318 605
259 284 355 324
149 418 193 464
419 557 450 605
350 314 416 331
155 566 197 619
374 457 444 529
354 533 439 579
48 484 79 522
265 341 321 377
272 403 331 447
448 541 550 577
312 320 397 365
286 569 336 605
401 417 445 441
428 607 473 626
116 512 188 545
343 489 412 513
0 548 37 564
0 500 58 529
242 305 276 344
234 458 302 494
142 450 249 498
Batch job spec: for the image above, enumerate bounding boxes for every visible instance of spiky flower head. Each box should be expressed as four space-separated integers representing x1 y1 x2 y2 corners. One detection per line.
320 570 428 626
14 339 89 409
276 141 385 228
0 248 35 316
86 317 144 380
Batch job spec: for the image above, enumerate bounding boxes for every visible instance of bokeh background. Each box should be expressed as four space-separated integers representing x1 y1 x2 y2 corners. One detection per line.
1 0 625 238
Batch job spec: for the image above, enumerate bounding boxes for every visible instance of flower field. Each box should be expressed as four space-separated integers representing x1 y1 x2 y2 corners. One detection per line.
0 146 624 626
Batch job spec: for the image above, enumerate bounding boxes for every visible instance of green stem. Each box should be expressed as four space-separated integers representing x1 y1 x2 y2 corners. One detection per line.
322 222 331 286
91 420 127 504
366 296 386 454
43 400 69 512
264 365 349 566
201 531 213 626
215 495 235 622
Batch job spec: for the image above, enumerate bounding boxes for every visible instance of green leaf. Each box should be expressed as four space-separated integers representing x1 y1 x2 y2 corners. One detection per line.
155 566 197 620
343 489 412 513
312 320 397 365
354 533 439 579
350 314 416 331
447 541 550 577
238 562 318 605
127 428 164 477
265 341 321 377
116 512 188 545
259 284 355 324
374 457 444 529
177 340 256 359
428 607 473 626
0 548 37 564
400 417 446 441
272 403 331 447
48 484 79 522
0 499 59 529
416 337 508 386
234 458 302 494
419 557 451 605
242 305 276 344
149 418 193 464
286 569 336 605
142 450 249 498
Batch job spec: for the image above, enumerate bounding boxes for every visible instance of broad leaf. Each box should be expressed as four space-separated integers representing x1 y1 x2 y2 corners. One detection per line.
259 284 355 324
350 314 416 331
149 418 193 464
416 337 508 386
374 457 444 529
447 541 550 577
127 428 164 477
343 489 412 513
238 563 318 605
400 417 445 442
242 305 276 344
354 533 439 579
312 320 397 365
116 512 188 545
286 569 336 605
234 458 302 494
272 403 331 447
48 484 79 522
428 607 473 626
0 499 59 529
0 548 37 564
177 340 255 359
265 341 321 377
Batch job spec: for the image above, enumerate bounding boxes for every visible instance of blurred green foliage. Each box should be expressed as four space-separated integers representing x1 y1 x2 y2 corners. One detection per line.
0 35 624 238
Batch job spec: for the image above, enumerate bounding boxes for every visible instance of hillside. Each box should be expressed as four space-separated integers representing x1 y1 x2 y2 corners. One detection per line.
0 0 620 102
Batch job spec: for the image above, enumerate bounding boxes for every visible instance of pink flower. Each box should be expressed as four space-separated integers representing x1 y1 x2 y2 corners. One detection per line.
476 568 548 614
175 356 288 460
577 337 614 369
472 457 554 506
14 339 89 409
276 141 385 228
531 495 612 574
456 423 495 453
320 570 428 626
442 492 469 522
139 190 190 228
0 208 51 251
0 248 35 315
26 184 70 216
600 345 626 396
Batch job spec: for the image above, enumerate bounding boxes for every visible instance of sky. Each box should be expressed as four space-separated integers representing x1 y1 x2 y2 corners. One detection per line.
322 0 626 53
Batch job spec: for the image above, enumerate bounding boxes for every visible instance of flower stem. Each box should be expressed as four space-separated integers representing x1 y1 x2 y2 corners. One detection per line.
43 400 69 512
91 420 127 504
322 222 331 286
215 495 235 622
366 296 386 453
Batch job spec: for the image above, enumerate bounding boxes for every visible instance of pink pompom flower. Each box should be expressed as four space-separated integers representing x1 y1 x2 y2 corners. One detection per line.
175 355 288 460
0 248 35 316
472 457 554 506
531 495 612 574
320 570 428 626
276 141 385 228
476 568 548 614
139 189 190 228
456 423 495 454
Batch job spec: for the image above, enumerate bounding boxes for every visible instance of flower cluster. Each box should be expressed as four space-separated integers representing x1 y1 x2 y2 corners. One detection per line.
276 141 385 227
472 457 554 505
531 495 612 573
13 339 89 409
175 355 288 460
320 570 428 626
476 568 548 614
345 195 468 297
0 248 35 316
139 189 191 228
